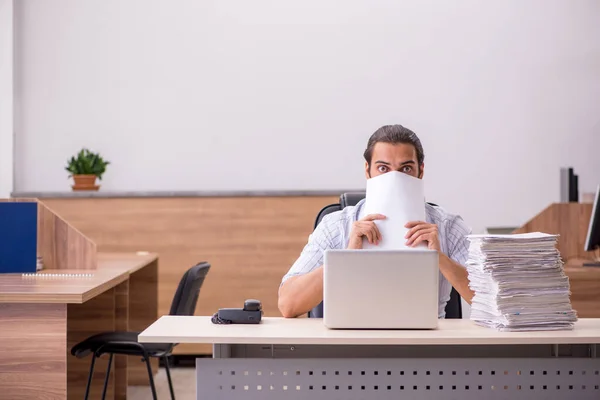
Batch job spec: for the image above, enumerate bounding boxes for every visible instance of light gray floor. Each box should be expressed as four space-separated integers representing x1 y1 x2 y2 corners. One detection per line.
128 367 196 400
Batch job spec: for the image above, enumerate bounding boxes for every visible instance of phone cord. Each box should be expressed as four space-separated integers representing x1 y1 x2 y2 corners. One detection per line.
211 312 232 324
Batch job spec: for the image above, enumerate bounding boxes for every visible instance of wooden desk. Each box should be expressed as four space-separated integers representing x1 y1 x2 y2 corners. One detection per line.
139 317 600 400
0 252 158 400
565 259 600 318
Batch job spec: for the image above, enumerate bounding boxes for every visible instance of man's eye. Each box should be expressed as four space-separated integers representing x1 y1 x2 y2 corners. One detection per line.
378 166 388 172
402 166 412 173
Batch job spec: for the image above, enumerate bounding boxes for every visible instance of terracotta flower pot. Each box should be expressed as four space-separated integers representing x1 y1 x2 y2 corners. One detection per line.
72 174 100 191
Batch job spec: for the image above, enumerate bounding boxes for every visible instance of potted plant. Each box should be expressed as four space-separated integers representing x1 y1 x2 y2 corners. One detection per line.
65 148 110 191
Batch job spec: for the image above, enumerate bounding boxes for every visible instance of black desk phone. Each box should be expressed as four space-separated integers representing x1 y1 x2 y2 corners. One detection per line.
211 299 263 324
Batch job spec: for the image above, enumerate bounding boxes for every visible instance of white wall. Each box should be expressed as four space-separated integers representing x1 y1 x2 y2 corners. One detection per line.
0 0 13 198
13 0 600 233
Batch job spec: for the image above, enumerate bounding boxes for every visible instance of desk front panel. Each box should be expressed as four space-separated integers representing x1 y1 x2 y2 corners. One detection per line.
0 303 67 400
196 357 600 400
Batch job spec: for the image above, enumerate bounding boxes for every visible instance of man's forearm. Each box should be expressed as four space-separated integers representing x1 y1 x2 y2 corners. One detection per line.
439 253 474 304
278 266 324 318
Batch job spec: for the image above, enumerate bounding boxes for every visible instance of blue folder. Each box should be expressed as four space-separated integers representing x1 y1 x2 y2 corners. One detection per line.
0 202 38 273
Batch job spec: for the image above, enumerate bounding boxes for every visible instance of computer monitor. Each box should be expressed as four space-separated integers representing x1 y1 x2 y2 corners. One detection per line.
583 184 600 267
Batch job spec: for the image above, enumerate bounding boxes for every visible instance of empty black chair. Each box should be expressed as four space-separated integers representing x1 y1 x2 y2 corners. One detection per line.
71 262 211 400
308 193 463 319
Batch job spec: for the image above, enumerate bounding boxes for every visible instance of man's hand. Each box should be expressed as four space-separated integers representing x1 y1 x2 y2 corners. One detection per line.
347 214 386 249
404 221 440 251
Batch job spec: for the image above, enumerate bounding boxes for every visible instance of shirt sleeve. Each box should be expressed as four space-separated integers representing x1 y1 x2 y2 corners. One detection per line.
281 213 341 285
444 215 472 266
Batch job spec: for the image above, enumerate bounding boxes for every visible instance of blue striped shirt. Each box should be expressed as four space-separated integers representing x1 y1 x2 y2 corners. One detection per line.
282 199 472 318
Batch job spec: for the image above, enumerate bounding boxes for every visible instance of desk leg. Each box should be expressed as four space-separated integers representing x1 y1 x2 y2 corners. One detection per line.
67 288 116 400
213 344 232 359
0 303 67 400
115 280 129 400
128 259 159 385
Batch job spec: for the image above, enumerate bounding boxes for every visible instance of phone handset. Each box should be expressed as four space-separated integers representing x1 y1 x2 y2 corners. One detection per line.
243 299 262 312
211 299 263 324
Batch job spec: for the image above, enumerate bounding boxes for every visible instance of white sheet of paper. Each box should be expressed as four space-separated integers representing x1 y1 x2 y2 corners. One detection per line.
363 171 427 250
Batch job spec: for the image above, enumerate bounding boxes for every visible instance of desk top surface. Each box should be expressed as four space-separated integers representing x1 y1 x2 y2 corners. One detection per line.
139 316 600 346
0 252 157 303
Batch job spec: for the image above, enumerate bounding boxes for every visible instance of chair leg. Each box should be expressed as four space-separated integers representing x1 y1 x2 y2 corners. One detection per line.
144 356 158 400
84 353 97 400
101 353 114 400
164 355 176 400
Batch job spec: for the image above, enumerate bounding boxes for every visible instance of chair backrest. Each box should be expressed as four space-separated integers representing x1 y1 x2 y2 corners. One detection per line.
314 203 342 228
169 262 211 316
313 193 364 228
340 192 366 208
309 193 462 319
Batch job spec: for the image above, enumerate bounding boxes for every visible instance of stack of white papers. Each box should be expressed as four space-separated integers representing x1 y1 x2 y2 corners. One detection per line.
466 232 578 331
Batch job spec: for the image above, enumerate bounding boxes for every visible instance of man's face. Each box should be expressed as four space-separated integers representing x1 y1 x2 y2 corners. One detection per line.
365 142 423 179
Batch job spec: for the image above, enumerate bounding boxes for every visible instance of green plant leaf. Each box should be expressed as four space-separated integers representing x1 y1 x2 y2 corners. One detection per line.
66 148 110 179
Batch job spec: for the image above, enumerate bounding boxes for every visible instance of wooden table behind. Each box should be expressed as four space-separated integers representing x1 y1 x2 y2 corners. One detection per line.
565 260 600 318
43 196 336 354
0 253 158 400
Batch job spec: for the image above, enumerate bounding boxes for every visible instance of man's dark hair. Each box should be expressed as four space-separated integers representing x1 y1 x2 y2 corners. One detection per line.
363 124 425 167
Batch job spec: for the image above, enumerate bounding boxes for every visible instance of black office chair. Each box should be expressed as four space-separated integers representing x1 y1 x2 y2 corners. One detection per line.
308 193 463 319
71 262 211 400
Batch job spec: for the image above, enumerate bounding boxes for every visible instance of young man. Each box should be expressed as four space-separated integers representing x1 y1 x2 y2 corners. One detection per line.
278 124 474 318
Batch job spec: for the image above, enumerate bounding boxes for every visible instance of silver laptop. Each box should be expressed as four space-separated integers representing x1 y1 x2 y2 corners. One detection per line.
323 249 439 329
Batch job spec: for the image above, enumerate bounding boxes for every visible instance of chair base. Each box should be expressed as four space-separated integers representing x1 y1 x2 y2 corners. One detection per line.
83 352 174 400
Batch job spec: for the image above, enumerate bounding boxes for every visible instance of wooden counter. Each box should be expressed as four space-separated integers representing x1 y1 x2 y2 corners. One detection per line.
38 195 337 355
